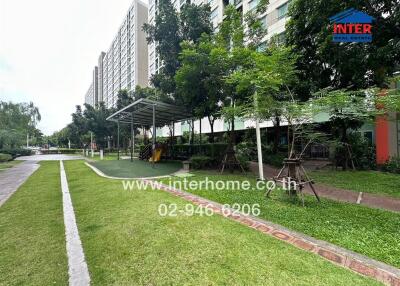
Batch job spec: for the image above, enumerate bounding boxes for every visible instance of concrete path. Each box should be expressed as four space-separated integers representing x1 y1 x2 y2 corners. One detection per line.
249 162 400 213
0 161 39 207
60 161 90 286
17 154 84 161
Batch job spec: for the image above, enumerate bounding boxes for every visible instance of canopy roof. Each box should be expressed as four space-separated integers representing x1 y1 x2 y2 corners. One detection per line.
106 98 192 127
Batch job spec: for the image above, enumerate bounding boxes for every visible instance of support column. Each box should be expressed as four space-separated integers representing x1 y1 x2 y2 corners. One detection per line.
152 104 156 168
117 120 120 160
131 112 135 162
254 91 264 181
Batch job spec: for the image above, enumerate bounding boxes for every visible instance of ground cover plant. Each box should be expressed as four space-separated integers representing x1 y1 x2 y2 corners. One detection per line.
64 160 379 285
160 171 400 268
0 161 68 285
311 170 400 198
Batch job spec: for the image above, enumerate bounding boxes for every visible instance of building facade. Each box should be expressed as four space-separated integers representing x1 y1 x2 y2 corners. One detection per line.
84 0 149 108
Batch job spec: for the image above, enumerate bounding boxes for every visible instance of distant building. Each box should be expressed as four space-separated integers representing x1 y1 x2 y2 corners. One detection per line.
84 0 148 108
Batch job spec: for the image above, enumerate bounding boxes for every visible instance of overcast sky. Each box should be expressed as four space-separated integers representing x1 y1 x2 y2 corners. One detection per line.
0 0 146 135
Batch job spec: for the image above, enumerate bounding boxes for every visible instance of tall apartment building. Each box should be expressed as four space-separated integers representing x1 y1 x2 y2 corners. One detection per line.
84 66 99 106
84 0 148 108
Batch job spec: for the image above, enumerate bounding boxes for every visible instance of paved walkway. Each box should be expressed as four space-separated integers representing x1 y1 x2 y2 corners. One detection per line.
60 161 90 286
16 154 84 161
249 162 400 213
0 161 40 207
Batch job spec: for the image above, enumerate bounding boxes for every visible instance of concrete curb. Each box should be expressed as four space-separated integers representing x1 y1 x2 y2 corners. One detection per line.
60 161 91 286
84 162 185 180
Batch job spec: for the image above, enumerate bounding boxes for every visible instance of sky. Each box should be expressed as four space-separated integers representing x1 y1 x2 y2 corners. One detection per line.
0 0 146 135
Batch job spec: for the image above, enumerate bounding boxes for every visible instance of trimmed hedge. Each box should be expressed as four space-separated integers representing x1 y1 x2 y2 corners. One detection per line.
0 149 32 158
171 143 228 161
190 155 213 169
0 153 13 162
40 149 81 155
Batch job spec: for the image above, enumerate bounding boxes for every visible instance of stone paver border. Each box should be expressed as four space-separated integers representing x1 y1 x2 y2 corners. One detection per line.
60 161 90 286
142 179 400 286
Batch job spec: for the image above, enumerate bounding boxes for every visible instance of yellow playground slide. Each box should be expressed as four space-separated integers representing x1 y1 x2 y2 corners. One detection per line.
149 148 162 162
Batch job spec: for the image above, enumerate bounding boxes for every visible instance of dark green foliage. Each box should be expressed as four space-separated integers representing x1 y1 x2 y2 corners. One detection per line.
189 155 212 169
171 143 228 162
0 148 32 158
0 101 42 149
383 156 400 174
286 0 400 100
0 153 12 162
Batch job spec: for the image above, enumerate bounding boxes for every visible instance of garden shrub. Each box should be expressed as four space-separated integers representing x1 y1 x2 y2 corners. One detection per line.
0 153 12 162
190 155 212 169
0 148 32 158
382 156 400 174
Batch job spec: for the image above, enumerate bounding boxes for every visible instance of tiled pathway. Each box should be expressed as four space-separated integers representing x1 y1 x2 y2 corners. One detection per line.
0 161 39 207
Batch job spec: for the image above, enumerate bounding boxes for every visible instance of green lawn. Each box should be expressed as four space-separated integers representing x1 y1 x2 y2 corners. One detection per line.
311 170 400 198
64 160 379 285
90 159 182 178
0 160 21 171
0 161 68 285
160 171 400 268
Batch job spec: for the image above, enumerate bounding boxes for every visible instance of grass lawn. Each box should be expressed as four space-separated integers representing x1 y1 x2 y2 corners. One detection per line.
311 170 400 198
160 171 400 268
90 159 182 178
0 161 68 285
0 160 22 171
64 160 379 285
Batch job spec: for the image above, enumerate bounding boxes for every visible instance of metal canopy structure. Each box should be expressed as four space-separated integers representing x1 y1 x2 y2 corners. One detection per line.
106 98 192 164
106 98 192 127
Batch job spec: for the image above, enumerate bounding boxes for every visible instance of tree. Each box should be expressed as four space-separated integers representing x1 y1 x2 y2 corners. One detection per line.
143 0 212 98
83 102 114 149
0 101 42 149
286 0 400 100
313 83 400 169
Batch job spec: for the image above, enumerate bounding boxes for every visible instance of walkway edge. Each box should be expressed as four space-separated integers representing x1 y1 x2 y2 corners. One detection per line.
84 161 185 180
60 161 91 286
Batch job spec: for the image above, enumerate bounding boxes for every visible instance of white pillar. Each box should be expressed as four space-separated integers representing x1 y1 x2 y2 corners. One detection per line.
91 149 94 158
256 119 264 181
26 133 29 148
100 150 104 160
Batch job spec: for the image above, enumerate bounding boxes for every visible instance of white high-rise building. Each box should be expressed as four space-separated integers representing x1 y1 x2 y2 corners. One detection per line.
84 0 149 108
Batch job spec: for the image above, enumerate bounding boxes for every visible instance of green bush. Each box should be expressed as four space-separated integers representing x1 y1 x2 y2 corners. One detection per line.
190 155 212 169
41 149 82 155
0 148 32 158
263 153 286 168
171 143 228 161
0 153 13 162
382 156 400 174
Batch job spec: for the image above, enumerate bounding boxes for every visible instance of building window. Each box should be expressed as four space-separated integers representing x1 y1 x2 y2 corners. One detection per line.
210 8 218 20
248 0 259 10
277 1 290 19
260 15 267 29
257 42 266 52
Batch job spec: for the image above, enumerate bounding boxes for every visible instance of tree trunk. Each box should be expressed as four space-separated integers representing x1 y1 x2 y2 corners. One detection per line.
273 115 280 154
208 116 215 143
